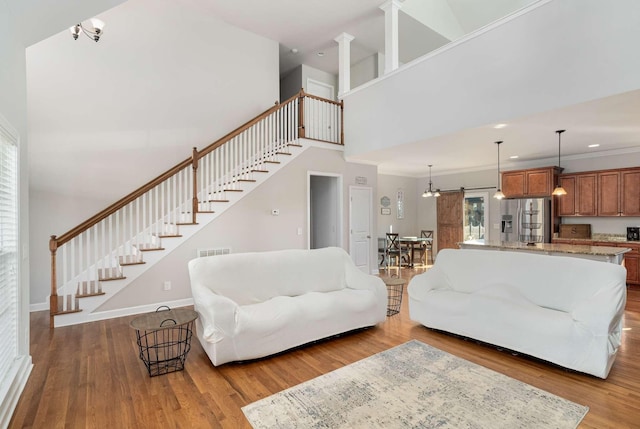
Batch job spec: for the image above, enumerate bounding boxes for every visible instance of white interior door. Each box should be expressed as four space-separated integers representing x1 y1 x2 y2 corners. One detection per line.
349 186 372 273
306 78 334 100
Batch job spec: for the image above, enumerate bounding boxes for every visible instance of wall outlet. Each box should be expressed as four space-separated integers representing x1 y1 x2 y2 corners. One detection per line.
163 281 171 291
297 227 303 235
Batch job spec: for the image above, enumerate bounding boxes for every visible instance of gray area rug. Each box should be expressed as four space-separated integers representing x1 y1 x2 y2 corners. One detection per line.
242 340 588 428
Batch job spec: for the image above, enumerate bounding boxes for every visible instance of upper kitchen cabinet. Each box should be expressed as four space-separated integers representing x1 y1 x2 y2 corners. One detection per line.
597 168 640 216
502 167 561 198
558 174 597 216
621 169 640 216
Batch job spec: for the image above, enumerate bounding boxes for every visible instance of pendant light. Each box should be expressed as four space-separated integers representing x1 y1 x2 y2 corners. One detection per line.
422 165 440 198
552 130 567 196
493 141 505 199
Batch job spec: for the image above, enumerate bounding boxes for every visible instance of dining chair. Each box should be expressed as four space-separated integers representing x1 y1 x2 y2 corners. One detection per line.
377 237 387 267
418 230 434 265
385 233 408 274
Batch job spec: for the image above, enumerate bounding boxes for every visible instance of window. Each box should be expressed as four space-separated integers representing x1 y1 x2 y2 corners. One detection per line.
0 120 18 389
463 192 488 243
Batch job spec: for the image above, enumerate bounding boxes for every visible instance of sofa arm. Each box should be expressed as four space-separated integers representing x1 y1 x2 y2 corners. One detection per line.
571 278 627 336
192 286 240 343
407 267 450 302
344 262 387 303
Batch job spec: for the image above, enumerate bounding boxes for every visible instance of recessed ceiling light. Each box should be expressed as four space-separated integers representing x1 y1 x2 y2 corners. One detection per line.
494 123 507 129
290 48 298 54
317 52 325 57
509 155 519 159
588 144 600 148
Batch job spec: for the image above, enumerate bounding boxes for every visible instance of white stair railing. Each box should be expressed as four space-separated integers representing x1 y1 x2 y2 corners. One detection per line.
48 90 343 326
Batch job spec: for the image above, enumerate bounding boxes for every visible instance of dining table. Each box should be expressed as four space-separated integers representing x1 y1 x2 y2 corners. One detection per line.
398 236 433 267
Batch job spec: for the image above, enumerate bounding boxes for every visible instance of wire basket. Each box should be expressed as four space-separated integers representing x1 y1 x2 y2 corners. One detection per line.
132 306 196 377
386 283 404 316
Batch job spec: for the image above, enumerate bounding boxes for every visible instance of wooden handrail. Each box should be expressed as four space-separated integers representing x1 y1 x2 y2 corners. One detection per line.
303 92 343 106
197 90 303 159
53 90 305 248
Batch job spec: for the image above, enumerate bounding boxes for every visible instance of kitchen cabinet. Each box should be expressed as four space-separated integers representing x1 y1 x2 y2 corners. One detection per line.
591 241 640 286
621 170 640 216
502 167 560 198
557 167 640 217
597 171 620 216
557 174 596 216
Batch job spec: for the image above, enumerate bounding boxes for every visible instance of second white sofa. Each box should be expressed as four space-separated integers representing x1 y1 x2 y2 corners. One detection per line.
408 248 627 378
188 247 387 366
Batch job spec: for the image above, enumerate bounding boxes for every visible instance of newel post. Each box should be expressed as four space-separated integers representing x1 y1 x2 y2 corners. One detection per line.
191 147 199 224
340 99 345 145
49 235 58 327
298 89 305 139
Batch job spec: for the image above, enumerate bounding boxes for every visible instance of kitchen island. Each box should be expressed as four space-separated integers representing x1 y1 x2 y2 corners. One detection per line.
458 240 630 264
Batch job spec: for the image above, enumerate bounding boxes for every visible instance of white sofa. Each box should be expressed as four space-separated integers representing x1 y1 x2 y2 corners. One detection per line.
408 249 627 378
188 247 387 366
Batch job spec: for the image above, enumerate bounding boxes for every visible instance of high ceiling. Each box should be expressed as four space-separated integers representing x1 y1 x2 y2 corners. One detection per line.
198 0 640 177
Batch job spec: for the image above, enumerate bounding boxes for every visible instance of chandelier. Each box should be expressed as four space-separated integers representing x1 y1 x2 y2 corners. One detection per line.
422 165 440 198
70 19 106 42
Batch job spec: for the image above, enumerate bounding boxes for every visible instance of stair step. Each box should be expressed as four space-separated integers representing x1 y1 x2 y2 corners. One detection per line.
76 281 105 298
175 222 198 226
52 294 82 315
264 160 280 164
223 189 243 192
197 210 215 214
135 244 165 252
98 268 125 281
276 152 292 156
288 143 302 147
119 254 145 266
237 179 256 183
155 233 183 238
251 169 269 173
207 199 229 203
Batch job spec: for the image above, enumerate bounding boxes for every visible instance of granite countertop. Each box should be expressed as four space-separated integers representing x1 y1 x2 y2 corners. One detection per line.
459 240 631 256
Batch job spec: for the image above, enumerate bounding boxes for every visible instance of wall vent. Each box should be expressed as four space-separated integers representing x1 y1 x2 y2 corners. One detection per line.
197 247 231 258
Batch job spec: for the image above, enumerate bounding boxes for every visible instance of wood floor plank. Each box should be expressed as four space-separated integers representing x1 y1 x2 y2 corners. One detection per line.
9 268 640 428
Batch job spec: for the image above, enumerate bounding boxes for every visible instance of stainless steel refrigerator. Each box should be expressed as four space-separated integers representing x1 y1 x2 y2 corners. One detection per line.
500 198 551 243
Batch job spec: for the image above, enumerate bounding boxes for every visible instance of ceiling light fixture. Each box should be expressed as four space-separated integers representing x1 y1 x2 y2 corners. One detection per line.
494 123 507 129
422 165 440 198
70 18 105 42
588 144 600 148
493 141 505 200
552 130 567 196
317 52 325 57
510 155 519 159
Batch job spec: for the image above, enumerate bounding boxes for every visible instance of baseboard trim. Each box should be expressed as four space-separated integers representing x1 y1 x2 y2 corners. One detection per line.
30 302 48 312
0 355 33 429
53 298 195 327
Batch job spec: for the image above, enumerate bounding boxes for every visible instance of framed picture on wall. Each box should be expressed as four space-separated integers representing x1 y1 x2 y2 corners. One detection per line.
381 208 391 215
397 189 404 219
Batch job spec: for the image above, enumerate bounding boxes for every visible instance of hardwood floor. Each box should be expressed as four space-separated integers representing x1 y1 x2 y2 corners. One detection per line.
10 267 640 428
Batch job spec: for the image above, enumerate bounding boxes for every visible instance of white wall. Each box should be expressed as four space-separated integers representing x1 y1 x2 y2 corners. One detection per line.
377 174 418 238
351 53 379 89
344 0 640 158
96 146 377 311
27 0 280 305
280 65 302 101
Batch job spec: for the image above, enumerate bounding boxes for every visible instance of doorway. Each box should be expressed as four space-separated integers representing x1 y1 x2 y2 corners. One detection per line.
307 78 335 100
308 172 342 250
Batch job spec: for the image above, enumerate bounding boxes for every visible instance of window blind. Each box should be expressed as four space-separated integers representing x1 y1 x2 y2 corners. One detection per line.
0 125 18 384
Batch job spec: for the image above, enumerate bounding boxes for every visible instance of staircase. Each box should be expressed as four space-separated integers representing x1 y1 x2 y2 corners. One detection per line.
48 90 343 327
